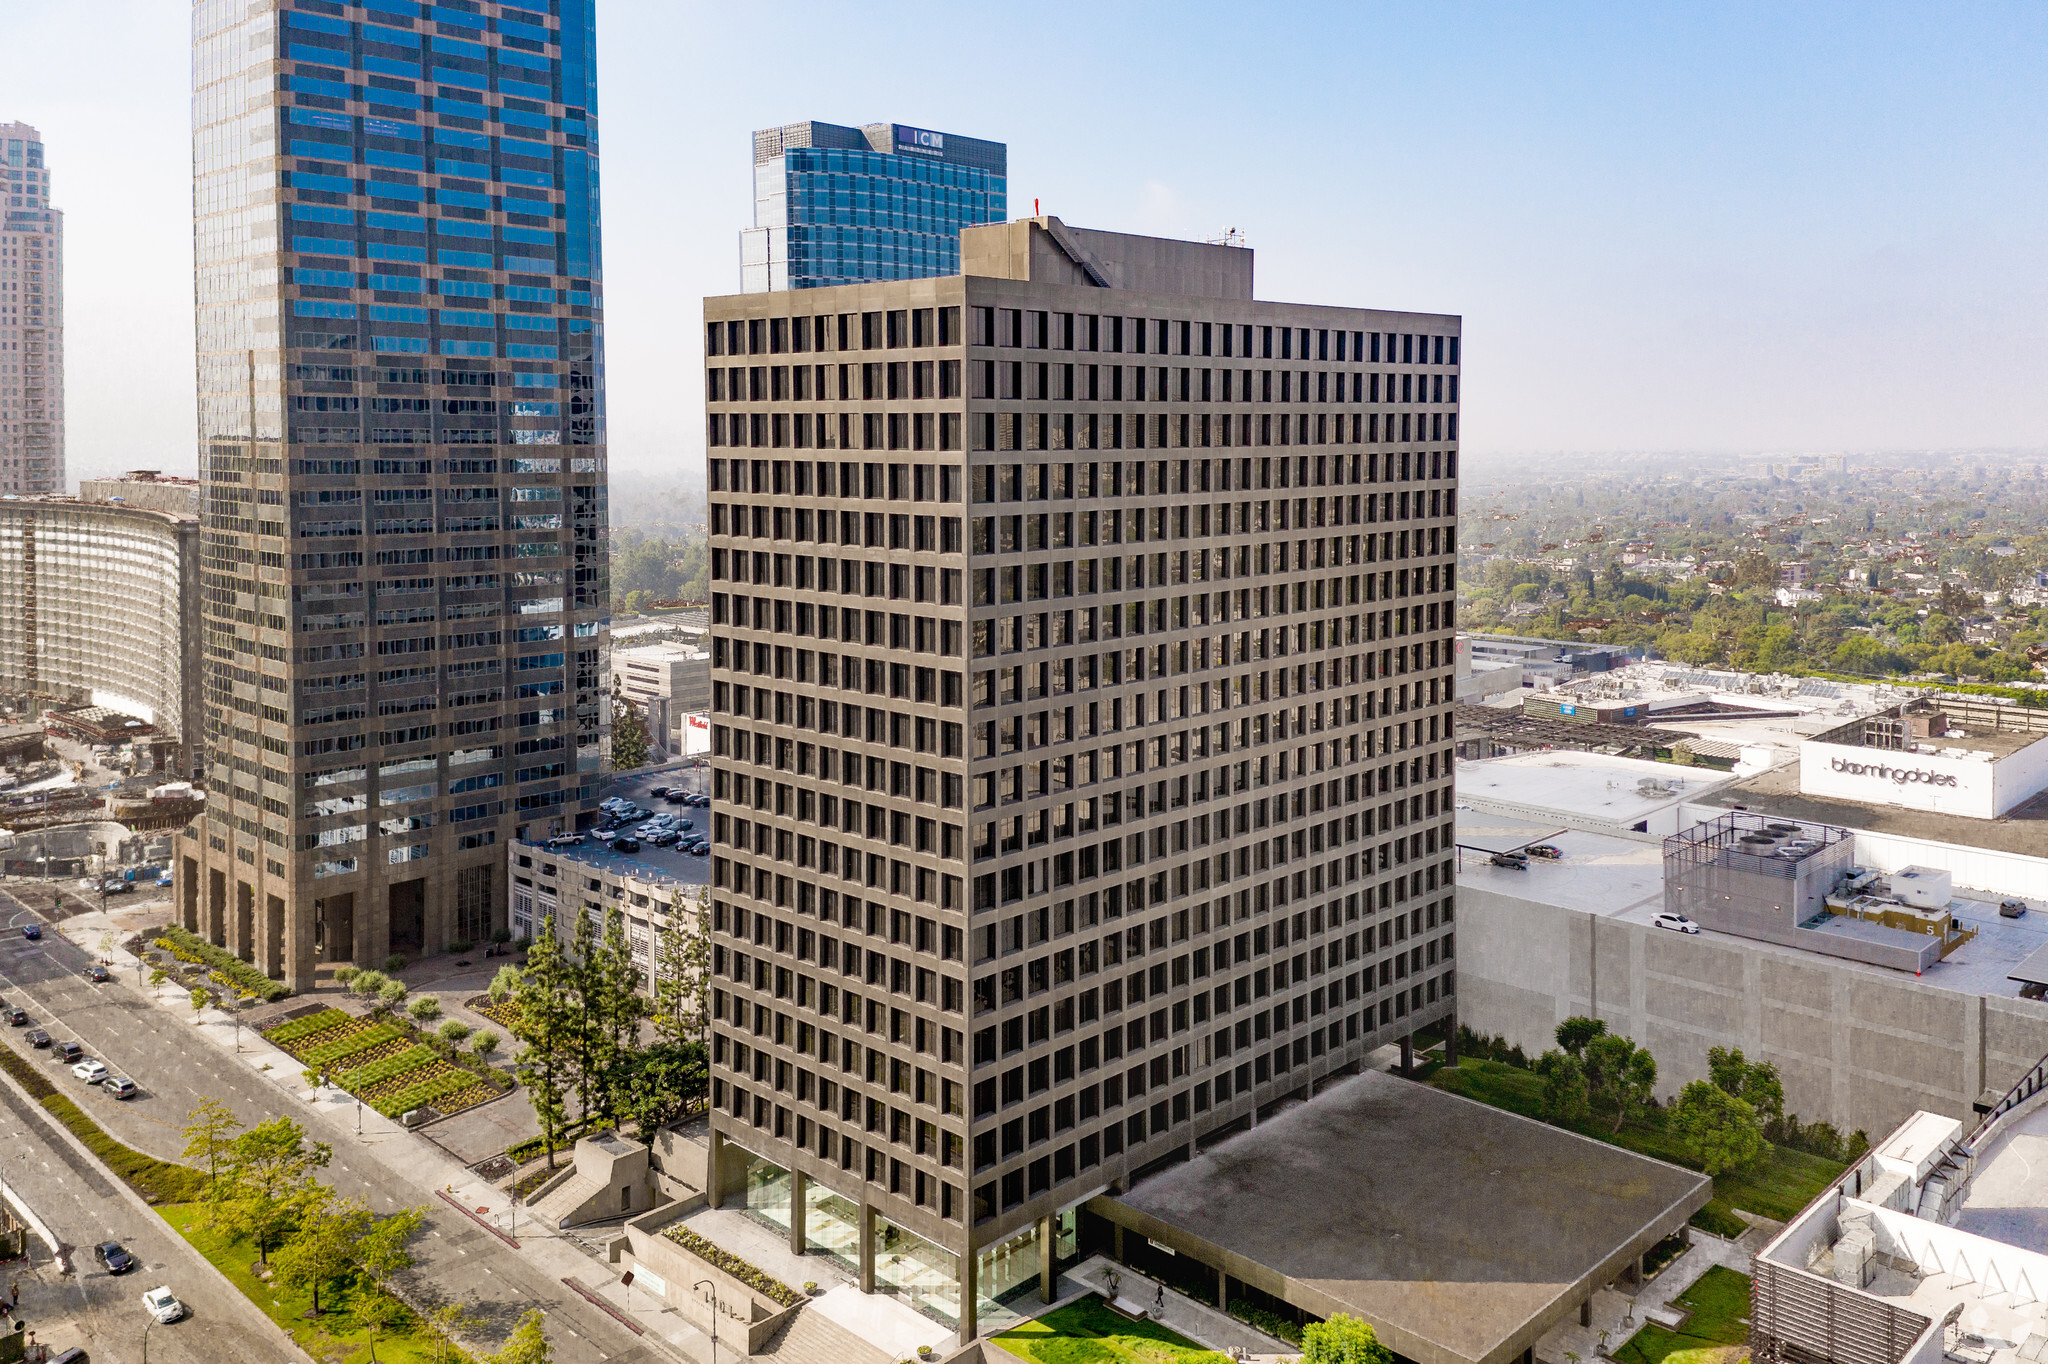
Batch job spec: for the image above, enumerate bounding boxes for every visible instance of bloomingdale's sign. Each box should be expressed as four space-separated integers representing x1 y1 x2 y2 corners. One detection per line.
1830 757 1960 787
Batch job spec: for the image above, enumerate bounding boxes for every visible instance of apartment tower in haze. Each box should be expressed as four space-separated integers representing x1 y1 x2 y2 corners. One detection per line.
701 217 1461 1342
0 120 62 495
178 0 609 989
741 120 1006 292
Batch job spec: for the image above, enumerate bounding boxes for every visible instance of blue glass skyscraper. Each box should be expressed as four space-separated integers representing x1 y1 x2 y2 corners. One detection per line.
741 121 1006 292
182 0 608 986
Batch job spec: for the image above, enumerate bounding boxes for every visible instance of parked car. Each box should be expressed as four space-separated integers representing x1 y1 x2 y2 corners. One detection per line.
155 873 173 888
664 791 689 804
1524 844 1562 860
19 924 39 941
72 1058 108 1085
650 786 670 798
94 1241 136 1274
85 964 109 983
101 879 134 895
1488 851 1528 870
3 1006 25 1026
142 1286 185 1324
610 837 641 854
1653 912 1702 935
103 1077 138 1099
544 833 586 849
54 1039 82 1062
24 1028 49 1047
2001 899 2030 919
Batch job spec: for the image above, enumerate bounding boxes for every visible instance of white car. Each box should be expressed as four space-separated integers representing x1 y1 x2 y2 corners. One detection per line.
71 1059 109 1084
142 1286 185 1324
1653 912 1702 935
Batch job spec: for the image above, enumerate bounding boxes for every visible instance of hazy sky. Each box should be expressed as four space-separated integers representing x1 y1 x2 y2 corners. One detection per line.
17 1 2048 488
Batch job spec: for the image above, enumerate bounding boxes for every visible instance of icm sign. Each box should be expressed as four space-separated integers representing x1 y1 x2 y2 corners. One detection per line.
1828 757 1959 788
895 125 945 156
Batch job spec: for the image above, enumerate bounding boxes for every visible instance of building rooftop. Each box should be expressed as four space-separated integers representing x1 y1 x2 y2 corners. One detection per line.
1103 1071 1710 1364
1454 813 1667 918
1714 760 2048 858
1456 750 1737 836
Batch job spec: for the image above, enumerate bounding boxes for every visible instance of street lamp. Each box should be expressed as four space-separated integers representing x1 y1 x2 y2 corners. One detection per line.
695 1280 720 1364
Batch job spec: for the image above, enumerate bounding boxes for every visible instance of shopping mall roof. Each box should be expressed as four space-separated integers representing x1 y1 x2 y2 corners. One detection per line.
1097 1071 1710 1364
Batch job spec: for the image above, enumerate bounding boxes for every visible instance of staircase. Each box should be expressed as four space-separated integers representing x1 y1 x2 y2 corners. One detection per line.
753 1305 891 1364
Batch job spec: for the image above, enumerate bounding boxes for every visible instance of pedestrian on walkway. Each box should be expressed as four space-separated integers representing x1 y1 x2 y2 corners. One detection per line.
8 1280 15 1306
1154 1283 1165 1317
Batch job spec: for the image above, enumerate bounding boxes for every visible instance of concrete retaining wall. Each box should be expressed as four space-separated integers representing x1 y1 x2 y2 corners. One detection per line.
1458 882 2048 1136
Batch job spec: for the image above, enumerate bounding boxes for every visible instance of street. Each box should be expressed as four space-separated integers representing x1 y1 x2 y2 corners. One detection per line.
0 889 668 1364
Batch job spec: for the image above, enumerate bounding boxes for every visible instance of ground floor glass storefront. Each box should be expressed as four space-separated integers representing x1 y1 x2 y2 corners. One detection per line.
741 1153 791 1234
804 1181 862 1276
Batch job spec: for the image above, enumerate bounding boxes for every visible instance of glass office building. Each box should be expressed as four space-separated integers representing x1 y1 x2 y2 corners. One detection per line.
179 0 608 989
741 121 1006 293
0 120 62 495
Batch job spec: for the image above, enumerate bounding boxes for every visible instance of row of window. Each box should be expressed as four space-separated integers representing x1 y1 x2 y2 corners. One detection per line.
709 408 1456 452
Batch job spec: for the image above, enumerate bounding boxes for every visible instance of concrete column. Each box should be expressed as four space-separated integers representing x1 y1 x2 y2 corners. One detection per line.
957 1241 978 1346
788 1171 808 1257
858 1201 876 1293
1113 1223 1126 1264
1037 1214 1055 1304
1218 1269 1229 1312
1580 1298 1592 1327
263 894 285 981
705 1129 725 1210
1444 1008 1459 1065
1400 1033 1414 1078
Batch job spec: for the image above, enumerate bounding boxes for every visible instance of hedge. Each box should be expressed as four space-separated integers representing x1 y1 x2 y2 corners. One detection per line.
265 1009 351 1047
303 1023 405 1069
154 925 290 1003
335 1045 437 1091
0 1043 205 1204
661 1222 803 1306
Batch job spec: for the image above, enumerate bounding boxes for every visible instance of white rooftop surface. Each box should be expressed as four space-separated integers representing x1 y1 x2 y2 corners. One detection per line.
1956 1102 2048 1256
1454 812 1667 916
1457 750 1737 831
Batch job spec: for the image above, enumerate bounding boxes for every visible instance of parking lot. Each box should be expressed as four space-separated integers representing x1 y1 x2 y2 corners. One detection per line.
561 761 715 889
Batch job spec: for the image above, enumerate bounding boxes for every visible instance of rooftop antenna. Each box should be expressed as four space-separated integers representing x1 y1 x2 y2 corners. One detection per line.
1208 227 1248 248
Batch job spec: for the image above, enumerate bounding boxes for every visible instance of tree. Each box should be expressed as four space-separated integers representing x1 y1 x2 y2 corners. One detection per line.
1706 1046 1784 1124
1668 1080 1769 1176
1554 1016 1606 1059
355 1205 426 1286
651 893 711 1047
512 913 577 1167
488 963 523 1004
1299 1313 1393 1364
1584 1034 1657 1132
427 1298 487 1364
490 1309 553 1364
269 1197 372 1315
181 1098 242 1201
596 905 646 1127
617 1040 710 1134
568 907 604 1125
349 1287 406 1364
612 693 648 771
215 1116 334 1265
1536 1050 1590 1126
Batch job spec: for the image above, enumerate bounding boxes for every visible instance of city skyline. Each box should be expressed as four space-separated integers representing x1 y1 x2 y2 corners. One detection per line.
13 1 2048 489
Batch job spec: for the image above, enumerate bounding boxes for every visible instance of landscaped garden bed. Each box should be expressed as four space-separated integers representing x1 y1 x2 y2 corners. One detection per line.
1613 1265 1752 1364
465 992 519 1030
153 923 291 1003
264 1006 511 1120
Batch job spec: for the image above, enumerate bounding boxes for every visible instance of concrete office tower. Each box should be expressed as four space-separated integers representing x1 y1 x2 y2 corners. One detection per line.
0 121 62 495
701 217 1462 1342
177 0 610 989
741 121 1006 293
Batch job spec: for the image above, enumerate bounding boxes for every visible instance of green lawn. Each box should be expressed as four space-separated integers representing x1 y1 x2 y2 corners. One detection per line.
160 1204 458 1364
1613 1265 1752 1364
1431 1059 1843 1230
994 1295 1231 1364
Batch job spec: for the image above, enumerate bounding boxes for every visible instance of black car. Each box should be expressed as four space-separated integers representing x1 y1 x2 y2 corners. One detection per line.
93 1241 135 1274
24 1027 49 1047
55 1039 82 1062
3 1006 26 1026
650 786 670 798
664 791 688 803
610 837 641 853
85 964 110 983
19 924 39 941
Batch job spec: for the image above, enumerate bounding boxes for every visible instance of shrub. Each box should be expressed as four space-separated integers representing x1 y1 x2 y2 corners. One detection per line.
336 1044 438 1090
266 1009 351 1046
384 954 409 973
379 978 409 1007
660 1223 802 1306
153 925 291 1003
350 969 390 999
471 1030 499 1057
406 995 442 1022
438 1019 473 1043
302 1022 404 1069
446 939 474 956
490 927 513 945
333 965 359 985
487 964 523 1003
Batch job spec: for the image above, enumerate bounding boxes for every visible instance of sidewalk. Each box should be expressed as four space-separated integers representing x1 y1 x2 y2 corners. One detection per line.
1058 1256 1294 1359
50 909 717 1362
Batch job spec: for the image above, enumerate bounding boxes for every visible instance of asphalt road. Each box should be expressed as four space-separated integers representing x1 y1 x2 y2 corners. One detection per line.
0 1054 297 1364
0 891 664 1364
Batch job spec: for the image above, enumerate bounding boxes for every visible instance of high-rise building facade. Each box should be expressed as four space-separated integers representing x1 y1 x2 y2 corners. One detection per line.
741 121 1006 293
0 121 62 495
178 0 609 989
700 218 1462 1342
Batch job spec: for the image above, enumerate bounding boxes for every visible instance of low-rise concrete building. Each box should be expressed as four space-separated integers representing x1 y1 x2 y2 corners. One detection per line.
508 835 702 991
611 642 711 760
